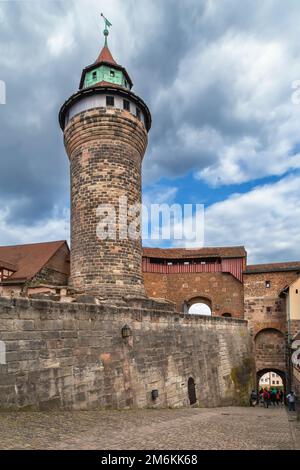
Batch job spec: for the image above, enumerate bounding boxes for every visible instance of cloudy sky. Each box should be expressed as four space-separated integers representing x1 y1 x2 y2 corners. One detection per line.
0 0 300 264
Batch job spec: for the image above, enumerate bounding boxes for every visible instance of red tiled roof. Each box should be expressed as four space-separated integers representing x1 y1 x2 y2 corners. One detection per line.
95 45 117 65
142 246 246 259
0 241 68 281
245 261 300 274
0 259 18 271
92 80 125 89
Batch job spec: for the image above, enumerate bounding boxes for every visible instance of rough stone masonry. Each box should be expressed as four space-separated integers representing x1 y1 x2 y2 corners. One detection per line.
0 297 254 410
0 32 257 411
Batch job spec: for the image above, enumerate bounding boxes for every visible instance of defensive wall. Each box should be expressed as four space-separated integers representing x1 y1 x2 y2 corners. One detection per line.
0 297 254 410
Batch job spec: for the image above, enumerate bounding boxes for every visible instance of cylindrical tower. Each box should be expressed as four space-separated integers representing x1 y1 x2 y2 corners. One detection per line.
59 29 151 299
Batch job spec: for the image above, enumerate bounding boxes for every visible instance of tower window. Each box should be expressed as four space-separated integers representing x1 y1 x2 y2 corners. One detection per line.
123 100 130 111
136 108 141 120
265 281 271 288
296 289 299 294
110 70 115 77
106 96 115 107
92 71 97 80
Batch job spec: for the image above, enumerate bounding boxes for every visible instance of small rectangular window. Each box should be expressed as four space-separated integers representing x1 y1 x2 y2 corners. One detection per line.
106 96 115 107
266 306 272 314
296 289 299 294
136 107 141 120
92 71 97 80
123 100 130 111
265 281 271 288
110 70 115 77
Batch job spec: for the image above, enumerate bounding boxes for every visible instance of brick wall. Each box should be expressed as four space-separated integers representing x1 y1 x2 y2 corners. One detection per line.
244 271 299 378
29 267 68 287
0 297 254 410
144 271 244 317
254 328 286 372
64 107 148 298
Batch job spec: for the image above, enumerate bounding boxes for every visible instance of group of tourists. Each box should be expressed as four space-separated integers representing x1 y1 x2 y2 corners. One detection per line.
250 389 297 411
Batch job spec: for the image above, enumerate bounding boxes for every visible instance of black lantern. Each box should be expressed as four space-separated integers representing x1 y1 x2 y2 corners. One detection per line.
121 324 132 339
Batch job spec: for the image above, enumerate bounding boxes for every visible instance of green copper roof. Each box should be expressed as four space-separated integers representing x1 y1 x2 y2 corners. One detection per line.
79 14 133 90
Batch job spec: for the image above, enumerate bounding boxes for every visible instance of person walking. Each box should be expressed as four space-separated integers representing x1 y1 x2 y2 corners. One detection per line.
279 389 284 405
286 391 296 412
270 389 276 407
250 390 258 406
263 389 270 408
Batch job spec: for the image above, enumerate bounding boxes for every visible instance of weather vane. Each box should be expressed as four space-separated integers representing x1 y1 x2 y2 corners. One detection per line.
101 13 112 46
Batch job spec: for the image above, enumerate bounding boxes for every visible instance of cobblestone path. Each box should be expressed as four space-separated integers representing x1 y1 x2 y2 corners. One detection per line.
0 406 298 450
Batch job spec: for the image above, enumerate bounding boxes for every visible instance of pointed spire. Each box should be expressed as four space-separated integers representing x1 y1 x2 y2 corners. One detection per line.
78 14 133 91
95 45 117 66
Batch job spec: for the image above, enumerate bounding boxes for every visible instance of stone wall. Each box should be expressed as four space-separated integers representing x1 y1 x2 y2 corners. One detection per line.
254 328 286 372
30 267 68 287
0 297 254 410
143 272 244 318
64 107 148 298
244 271 299 381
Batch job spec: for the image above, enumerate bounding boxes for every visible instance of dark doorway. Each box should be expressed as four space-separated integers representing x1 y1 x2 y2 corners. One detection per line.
188 377 197 405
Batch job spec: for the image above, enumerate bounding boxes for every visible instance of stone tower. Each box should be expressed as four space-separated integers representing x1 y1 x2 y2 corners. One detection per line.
59 21 151 299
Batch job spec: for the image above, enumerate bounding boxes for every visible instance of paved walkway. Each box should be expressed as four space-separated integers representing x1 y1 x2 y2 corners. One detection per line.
0 406 298 450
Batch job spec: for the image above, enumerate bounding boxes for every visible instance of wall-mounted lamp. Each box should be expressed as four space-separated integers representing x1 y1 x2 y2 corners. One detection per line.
121 324 132 339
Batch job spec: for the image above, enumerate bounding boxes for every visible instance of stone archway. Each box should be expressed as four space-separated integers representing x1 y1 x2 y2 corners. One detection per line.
186 296 212 316
254 328 286 374
257 368 287 394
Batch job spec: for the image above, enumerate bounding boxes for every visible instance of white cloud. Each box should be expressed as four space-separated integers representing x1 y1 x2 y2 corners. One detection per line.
151 28 300 185
204 174 300 263
0 204 69 246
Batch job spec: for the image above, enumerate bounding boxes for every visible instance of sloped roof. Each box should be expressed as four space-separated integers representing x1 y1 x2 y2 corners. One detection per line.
0 241 68 281
142 246 246 259
95 45 117 65
245 261 300 274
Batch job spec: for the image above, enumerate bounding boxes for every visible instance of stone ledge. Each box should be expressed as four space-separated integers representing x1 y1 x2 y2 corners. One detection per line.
0 296 248 326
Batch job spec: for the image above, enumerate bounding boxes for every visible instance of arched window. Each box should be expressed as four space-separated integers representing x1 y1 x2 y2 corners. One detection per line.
188 303 212 316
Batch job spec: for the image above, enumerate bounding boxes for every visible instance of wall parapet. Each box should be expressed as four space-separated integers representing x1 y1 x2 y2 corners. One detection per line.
0 296 253 410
